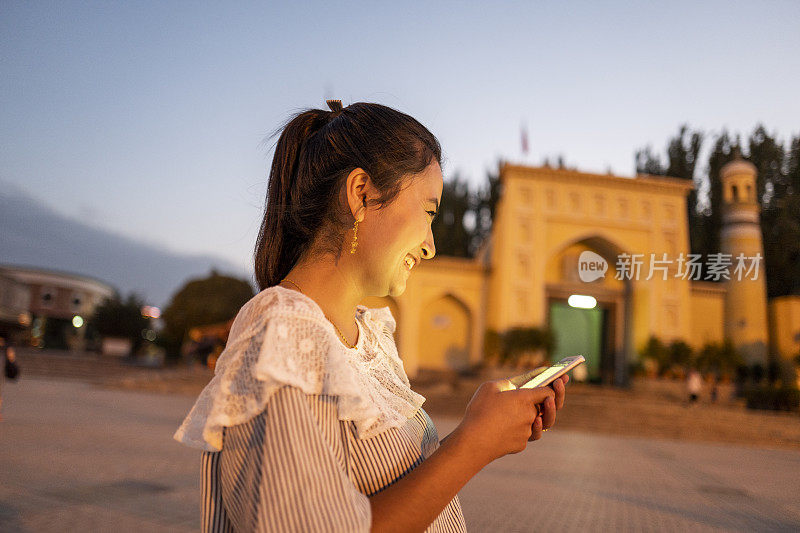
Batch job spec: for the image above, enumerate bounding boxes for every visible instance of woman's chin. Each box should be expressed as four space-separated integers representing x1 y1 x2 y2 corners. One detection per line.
387 271 408 297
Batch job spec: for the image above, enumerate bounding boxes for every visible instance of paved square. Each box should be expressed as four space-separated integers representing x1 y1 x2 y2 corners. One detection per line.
1 379 798 532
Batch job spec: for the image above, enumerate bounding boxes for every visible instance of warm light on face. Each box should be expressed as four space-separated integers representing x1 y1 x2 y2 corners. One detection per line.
72 315 84 328
568 294 597 309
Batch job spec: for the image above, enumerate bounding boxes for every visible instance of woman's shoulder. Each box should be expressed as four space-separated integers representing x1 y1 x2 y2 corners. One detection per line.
240 285 325 320
225 286 328 341
175 287 366 451
225 286 346 364
357 305 396 335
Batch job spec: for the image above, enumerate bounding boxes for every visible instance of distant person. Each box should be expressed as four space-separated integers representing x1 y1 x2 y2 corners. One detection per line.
0 337 4 421
687 369 702 404
174 101 570 532
710 374 719 403
1 337 19 421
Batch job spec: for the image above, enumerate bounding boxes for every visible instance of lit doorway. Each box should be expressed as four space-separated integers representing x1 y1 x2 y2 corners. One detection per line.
549 302 603 381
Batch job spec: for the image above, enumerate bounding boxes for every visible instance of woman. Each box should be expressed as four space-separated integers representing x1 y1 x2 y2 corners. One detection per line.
1 337 19 421
174 101 568 532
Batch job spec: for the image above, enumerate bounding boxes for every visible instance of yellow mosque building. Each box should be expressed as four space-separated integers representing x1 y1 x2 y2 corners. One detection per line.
359 160 800 384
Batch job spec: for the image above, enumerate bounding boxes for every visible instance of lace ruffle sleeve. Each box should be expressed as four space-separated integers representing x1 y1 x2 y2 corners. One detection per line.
174 287 425 452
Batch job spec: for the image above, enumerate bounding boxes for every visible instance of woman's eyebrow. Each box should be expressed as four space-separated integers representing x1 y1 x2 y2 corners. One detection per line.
426 198 439 210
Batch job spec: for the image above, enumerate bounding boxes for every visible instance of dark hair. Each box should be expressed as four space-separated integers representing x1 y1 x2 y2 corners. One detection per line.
254 102 442 290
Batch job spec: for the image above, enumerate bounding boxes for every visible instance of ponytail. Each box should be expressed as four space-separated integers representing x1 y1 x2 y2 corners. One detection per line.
254 102 441 290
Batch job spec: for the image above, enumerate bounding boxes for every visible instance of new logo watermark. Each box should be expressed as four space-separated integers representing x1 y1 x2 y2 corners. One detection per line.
578 251 608 282
577 252 762 282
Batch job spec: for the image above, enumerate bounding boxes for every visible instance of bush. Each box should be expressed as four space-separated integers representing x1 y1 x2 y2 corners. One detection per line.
668 340 693 370
640 336 669 375
499 327 554 366
695 339 743 378
483 329 502 364
628 359 646 377
744 386 800 412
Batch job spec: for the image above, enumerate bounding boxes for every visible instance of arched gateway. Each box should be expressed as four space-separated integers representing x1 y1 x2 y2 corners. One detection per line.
358 162 793 383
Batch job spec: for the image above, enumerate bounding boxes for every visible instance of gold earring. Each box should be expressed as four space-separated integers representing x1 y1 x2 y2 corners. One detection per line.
350 218 359 254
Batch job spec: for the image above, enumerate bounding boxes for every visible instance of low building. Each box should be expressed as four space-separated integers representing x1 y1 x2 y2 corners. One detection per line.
0 270 31 341
0 264 115 350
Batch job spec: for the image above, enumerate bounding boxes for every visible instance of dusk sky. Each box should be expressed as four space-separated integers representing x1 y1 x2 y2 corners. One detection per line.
2 1 799 275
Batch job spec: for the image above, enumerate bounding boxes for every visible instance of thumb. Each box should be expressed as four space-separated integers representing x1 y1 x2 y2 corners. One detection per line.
510 386 555 405
493 378 516 392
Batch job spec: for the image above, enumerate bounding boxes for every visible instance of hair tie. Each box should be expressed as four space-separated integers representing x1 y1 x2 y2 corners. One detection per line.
326 99 344 115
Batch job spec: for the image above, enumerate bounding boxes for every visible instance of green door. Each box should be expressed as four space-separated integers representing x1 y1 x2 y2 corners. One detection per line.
549 302 603 380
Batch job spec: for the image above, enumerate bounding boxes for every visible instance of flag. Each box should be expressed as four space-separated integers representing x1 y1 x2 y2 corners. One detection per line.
521 124 529 155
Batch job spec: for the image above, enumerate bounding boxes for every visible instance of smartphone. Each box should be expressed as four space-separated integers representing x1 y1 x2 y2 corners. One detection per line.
508 355 585 389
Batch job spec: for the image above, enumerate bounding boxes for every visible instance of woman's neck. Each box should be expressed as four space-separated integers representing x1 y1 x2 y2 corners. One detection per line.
279 263 362 347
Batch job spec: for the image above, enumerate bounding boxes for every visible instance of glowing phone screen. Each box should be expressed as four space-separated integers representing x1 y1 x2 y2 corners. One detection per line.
520 361 570 389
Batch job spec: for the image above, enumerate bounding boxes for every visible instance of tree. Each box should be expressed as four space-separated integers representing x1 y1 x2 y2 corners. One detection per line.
761 193 800 297
88 292 150 353
431 173 473 258
635 146 666 176
161 270 255 351
636 125 707 261
636 125 800 296
666 126 703 182
746 126 800 298
748 126 786 208
789 136 800 196
469 164 502 258
431 163 503 261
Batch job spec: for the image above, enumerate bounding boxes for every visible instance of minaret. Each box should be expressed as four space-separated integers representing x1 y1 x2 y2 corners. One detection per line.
719 154 769 366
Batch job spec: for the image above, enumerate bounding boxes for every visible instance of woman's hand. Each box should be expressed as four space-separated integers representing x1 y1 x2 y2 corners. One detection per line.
451 375 568 469
530 374 568 441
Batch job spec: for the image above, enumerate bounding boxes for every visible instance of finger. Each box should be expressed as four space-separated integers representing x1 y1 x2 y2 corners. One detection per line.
515 386 555 406
562 374 570 385
529 414 543 441
552 378 566 410
541 395 556 429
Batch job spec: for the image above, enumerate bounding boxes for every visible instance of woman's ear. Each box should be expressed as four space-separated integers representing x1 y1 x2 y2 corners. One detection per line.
346 168 372 221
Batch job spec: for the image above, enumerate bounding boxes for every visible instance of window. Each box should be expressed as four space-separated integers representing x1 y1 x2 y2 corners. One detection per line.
618 198 629 218
595 194 606 216
546 189 557 210
40 287 55 308
520 216 531 242
570 192 581 211
71 292 83 312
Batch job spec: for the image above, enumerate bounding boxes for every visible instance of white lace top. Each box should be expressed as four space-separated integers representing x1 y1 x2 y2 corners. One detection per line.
174 285 426 452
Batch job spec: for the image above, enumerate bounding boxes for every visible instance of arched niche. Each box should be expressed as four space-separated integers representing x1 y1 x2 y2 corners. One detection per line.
418 293 472 371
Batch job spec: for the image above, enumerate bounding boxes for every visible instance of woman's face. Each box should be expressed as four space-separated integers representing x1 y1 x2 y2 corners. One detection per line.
359 160 443 297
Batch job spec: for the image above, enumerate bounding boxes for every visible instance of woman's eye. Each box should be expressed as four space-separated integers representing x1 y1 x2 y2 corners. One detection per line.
427 210 437 218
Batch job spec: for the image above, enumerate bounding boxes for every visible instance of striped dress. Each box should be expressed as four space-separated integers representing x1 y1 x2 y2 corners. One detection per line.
201 387 466 532
177 286 467 532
